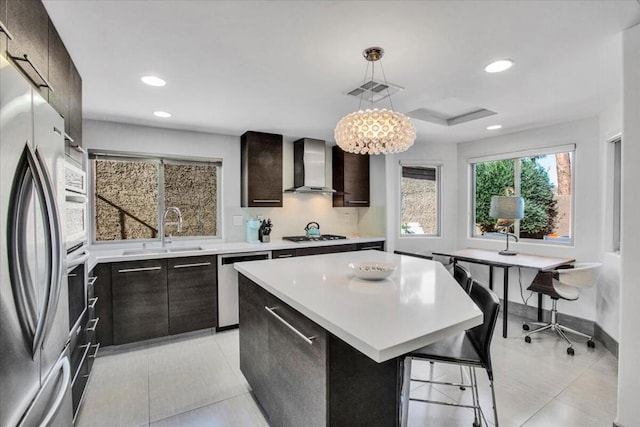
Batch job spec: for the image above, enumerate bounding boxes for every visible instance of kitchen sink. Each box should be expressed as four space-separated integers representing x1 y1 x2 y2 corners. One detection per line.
122 248 169 255
122 246 204 255
167 246 204 252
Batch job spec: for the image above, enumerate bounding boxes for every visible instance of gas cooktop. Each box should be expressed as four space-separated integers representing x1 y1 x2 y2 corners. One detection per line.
282 235 347 242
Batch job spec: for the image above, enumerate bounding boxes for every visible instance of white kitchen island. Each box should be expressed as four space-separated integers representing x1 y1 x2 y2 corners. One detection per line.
235 251 482 426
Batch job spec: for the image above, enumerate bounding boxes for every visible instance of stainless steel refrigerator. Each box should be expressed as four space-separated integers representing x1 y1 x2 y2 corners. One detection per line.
1 55 73 426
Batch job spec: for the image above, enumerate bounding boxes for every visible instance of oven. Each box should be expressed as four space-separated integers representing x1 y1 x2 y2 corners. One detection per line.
64 161 88 251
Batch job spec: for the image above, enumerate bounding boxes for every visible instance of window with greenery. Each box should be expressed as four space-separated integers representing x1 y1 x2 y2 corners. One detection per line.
92 154 220 242
472 149 573 242
400 165 440 236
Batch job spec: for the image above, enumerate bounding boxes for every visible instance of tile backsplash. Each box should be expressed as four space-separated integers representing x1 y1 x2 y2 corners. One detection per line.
225 193 363 242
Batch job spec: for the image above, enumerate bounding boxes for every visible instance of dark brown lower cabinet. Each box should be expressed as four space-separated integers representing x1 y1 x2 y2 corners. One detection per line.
295 244 357 257
92 264 113 346
239 274 399 427
111 259 168 345
167 256 217 335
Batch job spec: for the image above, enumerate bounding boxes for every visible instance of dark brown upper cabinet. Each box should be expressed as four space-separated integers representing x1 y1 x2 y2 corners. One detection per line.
332 146 370 207
6 0 50 99
241 131 283 207
48 20 69 121
68 59 82 145
0 0 8 53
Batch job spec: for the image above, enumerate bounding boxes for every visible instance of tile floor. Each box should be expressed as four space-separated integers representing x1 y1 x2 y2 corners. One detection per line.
76 313 617 427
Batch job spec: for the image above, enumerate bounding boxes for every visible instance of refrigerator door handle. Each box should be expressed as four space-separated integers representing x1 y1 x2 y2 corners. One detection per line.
34 148 64 349
7 143 56 357
18 356 71 427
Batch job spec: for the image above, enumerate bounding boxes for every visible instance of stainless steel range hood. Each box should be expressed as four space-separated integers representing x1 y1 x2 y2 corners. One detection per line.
285 138 336 194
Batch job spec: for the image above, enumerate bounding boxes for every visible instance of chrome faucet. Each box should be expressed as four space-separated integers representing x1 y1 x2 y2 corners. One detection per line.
162 207 183 247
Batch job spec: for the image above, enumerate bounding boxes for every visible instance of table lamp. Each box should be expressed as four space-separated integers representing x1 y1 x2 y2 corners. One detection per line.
489 195 524 256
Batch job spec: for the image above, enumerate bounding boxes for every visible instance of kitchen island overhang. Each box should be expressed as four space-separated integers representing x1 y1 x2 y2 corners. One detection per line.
235 251 482 426
235 250 483 363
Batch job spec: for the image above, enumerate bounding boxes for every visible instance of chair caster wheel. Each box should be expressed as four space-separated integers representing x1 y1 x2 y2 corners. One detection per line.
567 347 575 356
524 336 531 343
473 422 481 427
459 386 466 390
587 340 595 348
523 324 530 331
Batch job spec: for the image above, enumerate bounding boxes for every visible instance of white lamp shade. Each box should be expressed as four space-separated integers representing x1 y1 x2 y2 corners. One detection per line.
489 196 524 219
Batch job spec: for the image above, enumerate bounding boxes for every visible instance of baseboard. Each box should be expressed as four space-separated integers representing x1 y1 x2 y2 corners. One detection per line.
97 328 216 356
501 298 619 357
594 323 619 357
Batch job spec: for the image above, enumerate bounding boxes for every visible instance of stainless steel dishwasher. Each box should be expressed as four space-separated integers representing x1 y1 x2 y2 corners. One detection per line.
217 251 271 329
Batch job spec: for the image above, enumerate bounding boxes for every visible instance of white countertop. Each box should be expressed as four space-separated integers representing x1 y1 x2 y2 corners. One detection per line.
234 250 483 363
86 237 385 271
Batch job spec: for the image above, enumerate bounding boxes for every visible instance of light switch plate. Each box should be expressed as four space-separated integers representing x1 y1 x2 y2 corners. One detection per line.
233 215 243 226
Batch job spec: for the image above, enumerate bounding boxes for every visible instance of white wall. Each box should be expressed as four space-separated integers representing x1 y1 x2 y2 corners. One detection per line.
456 118 602 321
384 141 459 254
84 119 382 243
616 22 640 427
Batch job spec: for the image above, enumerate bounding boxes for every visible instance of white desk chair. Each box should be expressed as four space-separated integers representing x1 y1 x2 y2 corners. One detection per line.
523 262 602 355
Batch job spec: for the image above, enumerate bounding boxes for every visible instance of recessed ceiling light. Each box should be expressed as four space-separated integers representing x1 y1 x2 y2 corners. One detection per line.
484 59 514 73
486 124 502 130
141 75 166 87
153 111 172 118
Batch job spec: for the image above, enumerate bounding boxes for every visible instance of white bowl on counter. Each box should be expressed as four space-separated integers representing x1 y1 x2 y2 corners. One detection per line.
348 261 397 281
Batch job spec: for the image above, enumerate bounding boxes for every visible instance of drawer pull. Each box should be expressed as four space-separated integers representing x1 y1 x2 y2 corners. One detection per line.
173 262 211 269
118 266 161 273
9 54 55 91
0 21 14 40
360 246 381 250
346 200 368 204
86 318 99 332
265 306 315 345
53 127 63 136
88 276 98 286
88 297 98 310
252 199 281 203
71 344 92 386
276 254 294 258
88 343 100 359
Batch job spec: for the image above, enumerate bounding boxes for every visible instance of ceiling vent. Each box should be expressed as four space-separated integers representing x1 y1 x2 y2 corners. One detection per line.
407 97 497 127
344 79 404 103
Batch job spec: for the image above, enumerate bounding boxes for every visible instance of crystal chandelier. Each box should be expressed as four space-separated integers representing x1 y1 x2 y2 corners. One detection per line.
335 47 416 155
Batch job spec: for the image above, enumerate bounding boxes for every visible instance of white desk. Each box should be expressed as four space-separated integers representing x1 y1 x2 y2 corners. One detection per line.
432 248 575 338
235 250 483 362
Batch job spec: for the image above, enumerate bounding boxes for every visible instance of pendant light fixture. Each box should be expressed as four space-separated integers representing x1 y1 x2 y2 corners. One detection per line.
334 47 416 155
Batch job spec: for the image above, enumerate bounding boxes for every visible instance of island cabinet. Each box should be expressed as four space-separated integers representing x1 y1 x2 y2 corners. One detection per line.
241 131 283 207
111 259 169 345
239 275 399 427
167 256 217 335
332 146 370 207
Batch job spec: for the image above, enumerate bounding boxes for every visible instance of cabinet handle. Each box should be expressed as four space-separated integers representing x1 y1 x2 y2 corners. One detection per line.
72 344 92 386
88 343 100 359
88 297 98 310
252 199 281 203
86 318 99 332
118 266 161 273
276 254 294 258
360 246 381 250
53 127 63 136
0 21 14 40
9 54 55 91
265 306 316 345
346 200 369 204
88 276 97 286
173 262 211 269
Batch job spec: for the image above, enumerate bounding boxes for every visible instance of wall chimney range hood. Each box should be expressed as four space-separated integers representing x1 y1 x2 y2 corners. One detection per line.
285 138 336 194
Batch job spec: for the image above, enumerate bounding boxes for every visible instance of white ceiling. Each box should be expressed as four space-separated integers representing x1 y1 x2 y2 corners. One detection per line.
43 1 639 145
